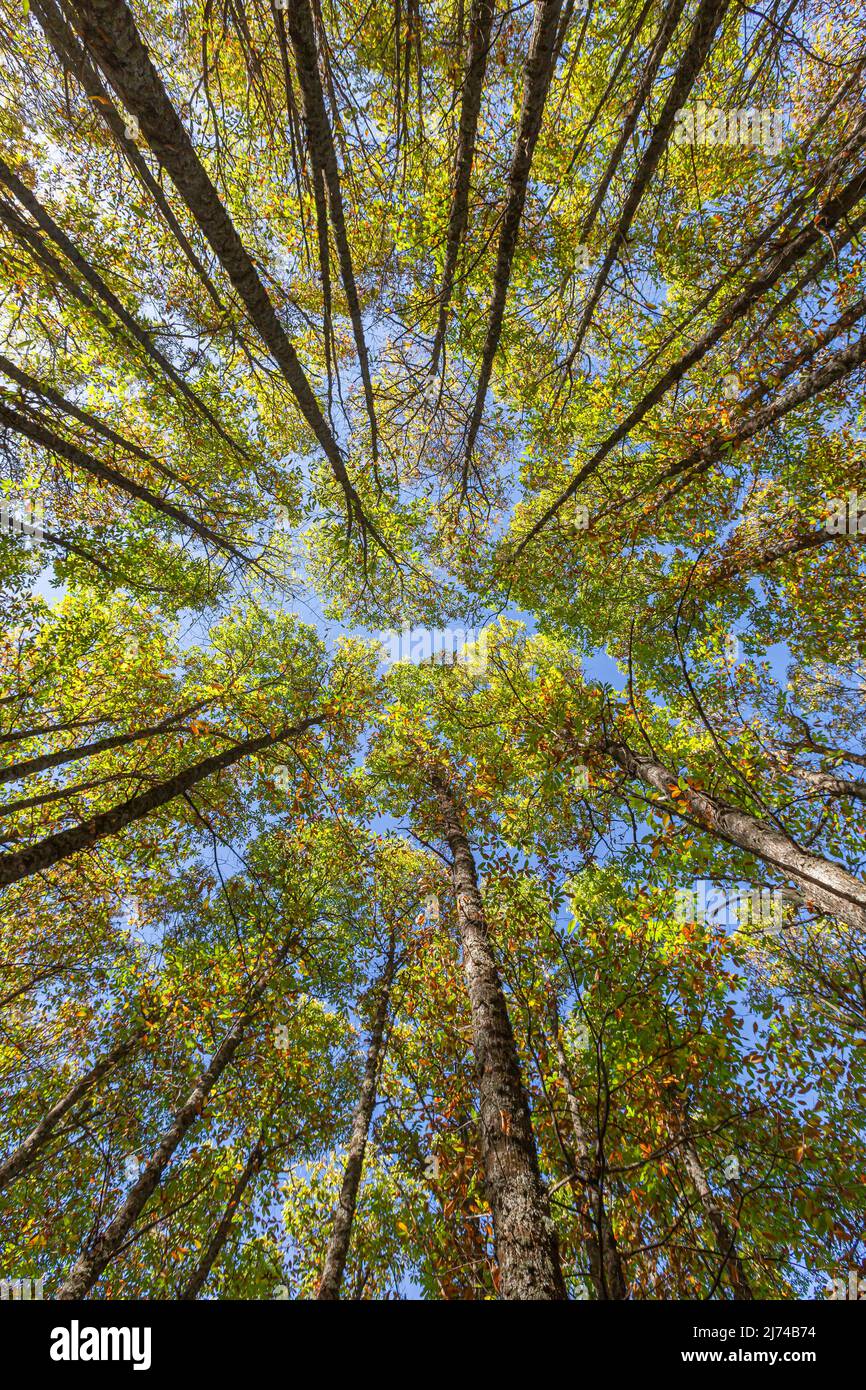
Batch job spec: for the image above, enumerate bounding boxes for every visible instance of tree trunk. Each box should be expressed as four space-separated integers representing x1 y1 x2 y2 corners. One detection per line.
581 0 688 240
56 943 290 1298
429 0 496 374
31 0 224 309
0 400 250 563
461 0 563 477
0 1028 143 1193
0 153 235 450
515 160 866 557
317 930 396 1299
0 715 323 885
67 0 368 530
566 0 729 368
550 1023 627 1298
677 1126 753 1299
0 702 205 787
179 1139 264 1299
283 0 379 459
430 768 567 1299
604 739 866 933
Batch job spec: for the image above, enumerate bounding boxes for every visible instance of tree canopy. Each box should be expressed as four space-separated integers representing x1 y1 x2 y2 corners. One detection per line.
0 0 864 1302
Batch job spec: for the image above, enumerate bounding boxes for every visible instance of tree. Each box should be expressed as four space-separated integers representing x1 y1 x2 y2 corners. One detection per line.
0 0 864 1302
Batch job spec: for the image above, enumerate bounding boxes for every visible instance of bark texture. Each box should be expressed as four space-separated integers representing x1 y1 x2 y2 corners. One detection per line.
605 740 866 933
0 716 322 885
431 768 567 1299
0 1028 143 1193
284 0 379 457
31 0 224 308
317 931 396 1299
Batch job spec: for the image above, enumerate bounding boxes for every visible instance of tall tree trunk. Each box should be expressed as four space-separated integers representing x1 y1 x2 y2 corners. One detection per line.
317 930 396 1299
283 0 379 459
430 769 567 1299
580 0 688 241
179 1138 264 1300
603 740 866 934
429 0 496 375
56 941 292 1299
565 0 730 370
67 0 373 536
461 0 563 483
0 154 236 451
515 159 866 557
651 329 866 511
0 701 206 787
673 1115 753 1299
31 0 224 309
0 1027 143 1193
0 400 250 563
0 715 323 886
550 1021 627 1298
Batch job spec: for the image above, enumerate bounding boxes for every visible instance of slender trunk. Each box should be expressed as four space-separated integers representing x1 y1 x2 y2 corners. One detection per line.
0 353 172 474
284 0 379 459
429 0 496 374
0 702 209 788
604 740 866 933
179 1139 264 1299
550 1025 627 1298
462 0 563 480
0 155 236 451
430 769 567 1299
655 330 866 510
68 0 369 531
317 931 396 1299
581 0 688 240
515 158 866 557
676 1124 753 1299
56 941 292 1298
566 0 730 369
31 0 224 309
0 771 125 818
0 1028 143 1193
0 716 323 886
0 400 250 564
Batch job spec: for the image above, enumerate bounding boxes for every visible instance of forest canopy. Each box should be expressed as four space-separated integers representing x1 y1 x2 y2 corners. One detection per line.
0 0 865 1303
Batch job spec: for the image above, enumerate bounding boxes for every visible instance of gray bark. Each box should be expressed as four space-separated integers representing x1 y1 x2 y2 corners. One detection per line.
317 932 396 1299
0 716 323 885
431 769 567 1299
605 740 866 934
0 1028 143 1193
